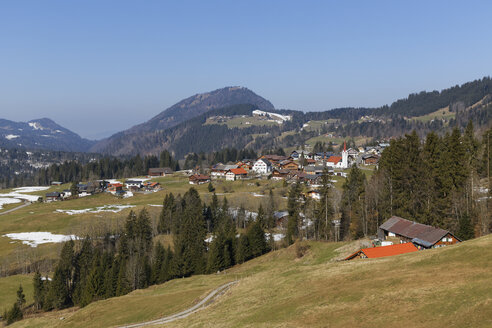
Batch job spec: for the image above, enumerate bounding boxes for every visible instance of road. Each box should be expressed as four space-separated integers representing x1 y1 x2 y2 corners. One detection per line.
118 281 237 328
0 202 31 216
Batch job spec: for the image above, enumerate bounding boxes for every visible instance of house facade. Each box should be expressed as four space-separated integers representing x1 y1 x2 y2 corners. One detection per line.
252 159 272 174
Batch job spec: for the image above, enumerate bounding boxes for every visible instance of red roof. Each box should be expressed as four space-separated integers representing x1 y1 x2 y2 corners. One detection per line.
327 156 342 164
229 168 248 175
345 243 418 260
109 183 123 188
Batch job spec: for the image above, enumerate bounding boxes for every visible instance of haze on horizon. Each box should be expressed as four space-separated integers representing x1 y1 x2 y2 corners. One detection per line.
1 1 491 140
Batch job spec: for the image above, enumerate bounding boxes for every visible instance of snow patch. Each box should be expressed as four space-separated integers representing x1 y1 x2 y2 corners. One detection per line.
252 193 265 197
14 186 50 193
28 122 44 130
252 109 291 122
123 191 133 198
55 204 135 215
0 198 22 209
265 233 285 242
0 192 41 202
5 134 19 140
3 232 78 247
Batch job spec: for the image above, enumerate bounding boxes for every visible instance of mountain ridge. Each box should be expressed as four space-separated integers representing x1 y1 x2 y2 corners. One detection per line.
0 118 95 152
89 86 275 154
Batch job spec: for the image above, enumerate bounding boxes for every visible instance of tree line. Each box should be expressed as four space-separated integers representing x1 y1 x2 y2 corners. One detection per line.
339 123 492 240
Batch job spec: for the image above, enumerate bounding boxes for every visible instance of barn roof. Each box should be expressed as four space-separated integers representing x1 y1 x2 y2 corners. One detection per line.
345 243 418 260
379 216 460 247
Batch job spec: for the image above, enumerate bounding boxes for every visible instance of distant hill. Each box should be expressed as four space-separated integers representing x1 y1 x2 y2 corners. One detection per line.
90 86 275 154
0 118 95 152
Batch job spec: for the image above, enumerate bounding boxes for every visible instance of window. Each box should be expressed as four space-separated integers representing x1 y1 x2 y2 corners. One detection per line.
442 237 447 242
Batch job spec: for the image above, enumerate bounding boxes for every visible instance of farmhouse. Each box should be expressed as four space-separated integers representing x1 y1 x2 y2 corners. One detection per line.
252 158 272 174
45 192 61 202
272 169 290 180
345 243 419 260
279 160 299 170
378 216 461 249
226 168 248 181
189 174 210 185
211 164 238 179
362 154 380 165
125 180 144 191
148 167 173 177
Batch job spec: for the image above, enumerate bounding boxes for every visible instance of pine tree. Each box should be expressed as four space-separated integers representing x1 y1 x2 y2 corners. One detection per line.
247 221 268 257
286 182 302 244
16 285 26 308
33 272 45 310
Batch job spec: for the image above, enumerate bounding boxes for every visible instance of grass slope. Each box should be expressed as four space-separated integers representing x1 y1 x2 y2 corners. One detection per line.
10 235 492 328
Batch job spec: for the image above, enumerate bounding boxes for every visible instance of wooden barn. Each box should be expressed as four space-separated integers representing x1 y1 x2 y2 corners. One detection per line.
378 216 461 249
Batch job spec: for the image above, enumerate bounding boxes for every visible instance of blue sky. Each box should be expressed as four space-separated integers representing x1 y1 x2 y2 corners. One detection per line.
1 1 491 139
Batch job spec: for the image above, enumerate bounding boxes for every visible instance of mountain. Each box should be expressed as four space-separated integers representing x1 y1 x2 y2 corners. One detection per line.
0 118 95 152
90 86 275 154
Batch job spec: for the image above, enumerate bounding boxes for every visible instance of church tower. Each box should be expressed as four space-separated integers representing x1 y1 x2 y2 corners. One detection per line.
342 141 348 169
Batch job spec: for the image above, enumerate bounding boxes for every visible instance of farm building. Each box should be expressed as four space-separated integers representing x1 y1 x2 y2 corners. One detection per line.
189 174 210 185
148 167 173 177
378 216 461 249
345 243 419 260
226 168 248 181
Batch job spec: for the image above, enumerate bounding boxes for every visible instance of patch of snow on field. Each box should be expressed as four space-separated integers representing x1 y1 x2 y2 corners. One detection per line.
252 193 265 197
0 192 41 202
13 186 50 193
148 204 164 207
5 134 19 140
55 204 135 215
0 198 22 209
123 191 134 198
3 232 78 247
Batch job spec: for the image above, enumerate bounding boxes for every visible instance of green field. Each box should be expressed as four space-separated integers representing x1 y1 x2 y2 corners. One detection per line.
410 106 456 123
9 234 492 327
302 119 339 132
0 274 34 314
205 115 280 129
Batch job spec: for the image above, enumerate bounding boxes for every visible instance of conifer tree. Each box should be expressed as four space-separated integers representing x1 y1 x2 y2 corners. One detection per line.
33 272 45 310
286 182 302 244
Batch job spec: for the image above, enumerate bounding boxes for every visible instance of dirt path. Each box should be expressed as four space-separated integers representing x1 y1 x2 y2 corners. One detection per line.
0 202 31 215
118 281 237 327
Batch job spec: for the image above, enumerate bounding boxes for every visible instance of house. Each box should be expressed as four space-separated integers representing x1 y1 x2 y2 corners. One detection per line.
225 168 248 181
314 152 333 161
211 164 238 179
45 192 61 202
345 243 419 260
51 181 62 186
279 160 299 171
378 216 461 249
271 169 290 180
236 161 252 171
144 182 161 191
108 183 123 194
125 180 144 190
274 211 289 228
189 174 210 185
304 158 316 166
362 154 380 165
252 158 272 174
148 167 173 177
260 154 288 165
326 156 342 168
62 190 72 199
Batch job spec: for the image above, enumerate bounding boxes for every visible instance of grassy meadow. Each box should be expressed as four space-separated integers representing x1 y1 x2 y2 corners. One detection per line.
7 234 492 327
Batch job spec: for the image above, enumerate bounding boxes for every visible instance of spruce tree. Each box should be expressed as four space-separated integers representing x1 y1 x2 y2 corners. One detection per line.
286 182 302 244
33 272 44 310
